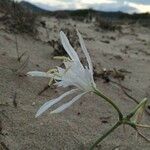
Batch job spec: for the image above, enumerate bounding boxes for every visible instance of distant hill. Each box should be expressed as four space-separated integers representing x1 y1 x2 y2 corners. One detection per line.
0 0 149 25
18 1 150 20
48 9 150 21
20 1 48 13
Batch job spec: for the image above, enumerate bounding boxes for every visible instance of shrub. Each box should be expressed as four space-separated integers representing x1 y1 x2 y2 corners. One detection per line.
11 1 37 34
0 0 37 35
96 17 121 31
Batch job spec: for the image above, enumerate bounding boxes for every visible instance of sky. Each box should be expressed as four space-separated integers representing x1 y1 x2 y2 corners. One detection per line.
16 0 150 13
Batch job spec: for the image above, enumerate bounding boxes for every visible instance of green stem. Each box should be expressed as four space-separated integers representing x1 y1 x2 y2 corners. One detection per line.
126 98 147 119
94 88 123 120
90 121 121 150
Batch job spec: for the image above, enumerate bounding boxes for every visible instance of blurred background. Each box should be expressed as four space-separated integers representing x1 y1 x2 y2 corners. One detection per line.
14 0 150 13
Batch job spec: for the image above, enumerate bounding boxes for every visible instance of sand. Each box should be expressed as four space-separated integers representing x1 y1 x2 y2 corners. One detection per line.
0 16 150 150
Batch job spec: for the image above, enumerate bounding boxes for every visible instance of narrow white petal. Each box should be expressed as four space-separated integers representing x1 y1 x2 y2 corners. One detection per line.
27 71 52 78
60 31 80 62
51 92 86 114
77 30 93 74
35 89 77 117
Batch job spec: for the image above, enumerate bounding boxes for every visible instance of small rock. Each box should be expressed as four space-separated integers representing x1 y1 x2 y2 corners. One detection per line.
32 102 36 106
114 55 123 60
101 40 110 44
40 122 44 126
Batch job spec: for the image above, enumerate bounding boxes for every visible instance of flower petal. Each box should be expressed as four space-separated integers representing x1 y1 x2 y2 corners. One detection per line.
51 92 86 114
35 89 77 117
60 31 80 62
77 30 93 74
27 71 52 78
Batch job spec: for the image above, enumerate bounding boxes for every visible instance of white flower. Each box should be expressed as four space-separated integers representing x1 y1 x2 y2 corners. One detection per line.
27 30 96 117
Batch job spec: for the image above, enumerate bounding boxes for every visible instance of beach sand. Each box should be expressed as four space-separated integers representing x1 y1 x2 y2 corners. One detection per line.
0 16 150 150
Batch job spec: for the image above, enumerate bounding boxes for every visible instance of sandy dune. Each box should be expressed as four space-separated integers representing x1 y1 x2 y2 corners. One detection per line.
0 17 150 150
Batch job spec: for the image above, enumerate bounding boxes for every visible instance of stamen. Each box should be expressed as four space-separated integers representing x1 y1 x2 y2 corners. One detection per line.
53 56 71 61
47 68 57 73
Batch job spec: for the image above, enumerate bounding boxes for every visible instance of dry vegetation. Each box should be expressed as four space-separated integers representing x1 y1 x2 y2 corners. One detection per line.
95 17 122 31
0 0 37 35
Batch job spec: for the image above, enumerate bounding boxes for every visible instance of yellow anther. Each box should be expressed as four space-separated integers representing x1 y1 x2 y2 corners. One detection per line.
47 68 57 74
48 78 54 86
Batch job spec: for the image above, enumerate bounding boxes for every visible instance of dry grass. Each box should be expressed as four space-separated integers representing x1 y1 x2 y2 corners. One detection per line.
95 17 121 31
0 0 37 35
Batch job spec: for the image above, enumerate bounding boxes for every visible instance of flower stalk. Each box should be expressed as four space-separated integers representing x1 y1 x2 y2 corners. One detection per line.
126 98 147 119
90 121 122 150
90 98 149 150
94 88 123 120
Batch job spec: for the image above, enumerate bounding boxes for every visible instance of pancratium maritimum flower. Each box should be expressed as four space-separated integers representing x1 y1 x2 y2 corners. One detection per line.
27 31 150 149
27 30 97 117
